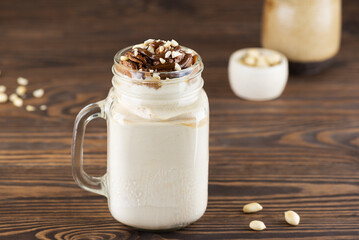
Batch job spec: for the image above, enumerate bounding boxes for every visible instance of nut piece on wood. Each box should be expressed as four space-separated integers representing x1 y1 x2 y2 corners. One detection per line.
13 98 23 107
17 77 29 86
0 93 8 103
9 93 18 102
26 105 36 112
16 86 27 96
39 105 47 111
33 88 45 98
249 220 266 231
243 202 263 213
0 85 6 93
285 210 300 226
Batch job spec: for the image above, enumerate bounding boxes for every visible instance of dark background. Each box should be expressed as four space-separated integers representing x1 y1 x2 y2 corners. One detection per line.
0 0 359 239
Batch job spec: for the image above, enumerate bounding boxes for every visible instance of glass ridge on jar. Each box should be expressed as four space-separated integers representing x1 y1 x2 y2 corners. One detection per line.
72 46 209 231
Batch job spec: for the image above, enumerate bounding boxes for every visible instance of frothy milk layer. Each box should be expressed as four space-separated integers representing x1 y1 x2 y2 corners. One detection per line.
112 74 204 120
107 83 209 230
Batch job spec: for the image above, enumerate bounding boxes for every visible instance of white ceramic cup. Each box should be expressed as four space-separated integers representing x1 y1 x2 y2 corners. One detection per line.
228 48 288 101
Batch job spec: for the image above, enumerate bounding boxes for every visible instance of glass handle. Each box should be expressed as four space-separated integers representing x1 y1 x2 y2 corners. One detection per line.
71 100 107 196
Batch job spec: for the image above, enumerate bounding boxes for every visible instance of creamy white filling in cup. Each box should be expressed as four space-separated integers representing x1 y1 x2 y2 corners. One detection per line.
228 48 288 101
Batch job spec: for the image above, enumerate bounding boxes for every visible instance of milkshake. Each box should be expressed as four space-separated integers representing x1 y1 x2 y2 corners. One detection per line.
72 39 209 231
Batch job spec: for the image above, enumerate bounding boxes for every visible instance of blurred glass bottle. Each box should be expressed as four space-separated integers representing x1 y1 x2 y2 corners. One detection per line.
262 0 341 75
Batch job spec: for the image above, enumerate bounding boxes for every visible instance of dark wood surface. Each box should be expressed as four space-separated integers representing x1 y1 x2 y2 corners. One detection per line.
1 0 359 239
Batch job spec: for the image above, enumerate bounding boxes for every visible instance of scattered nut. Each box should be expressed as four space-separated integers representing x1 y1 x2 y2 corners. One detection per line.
0 93 8 103
33 88 45 98
120 56 129 61
26 105 35 112
17 77 28 86
13 98 23 107
249 220 266 231
134 49 138 57
243 202 263 213
164 51 171 59
285 210 300 226
9 93 18 102
174 63 181 71
0 85 6 93
159 58 166 64
16 86 27 96
39 105 47 111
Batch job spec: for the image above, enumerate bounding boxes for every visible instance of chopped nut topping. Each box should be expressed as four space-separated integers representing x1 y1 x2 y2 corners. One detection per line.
147 45 155 54
171 39 179 47
185 49 194 55
0 93 8 103
144 39 155 45
164 41 172 48
39 105 47 111
119 39 197 74
132 43 146 49
33 88 44 98
174 63 181 71
16 86 27 96
0 85 6 93
171 51 182 58
17 77 28 86
26 105 35 112
165 51 171 59
158 46 164 53
120 56 129 61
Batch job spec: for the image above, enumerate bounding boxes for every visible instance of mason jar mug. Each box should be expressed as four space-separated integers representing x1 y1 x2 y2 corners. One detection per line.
72 46 209 231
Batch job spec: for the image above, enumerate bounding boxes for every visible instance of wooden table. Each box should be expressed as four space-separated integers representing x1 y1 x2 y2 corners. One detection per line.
1 0 358 239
